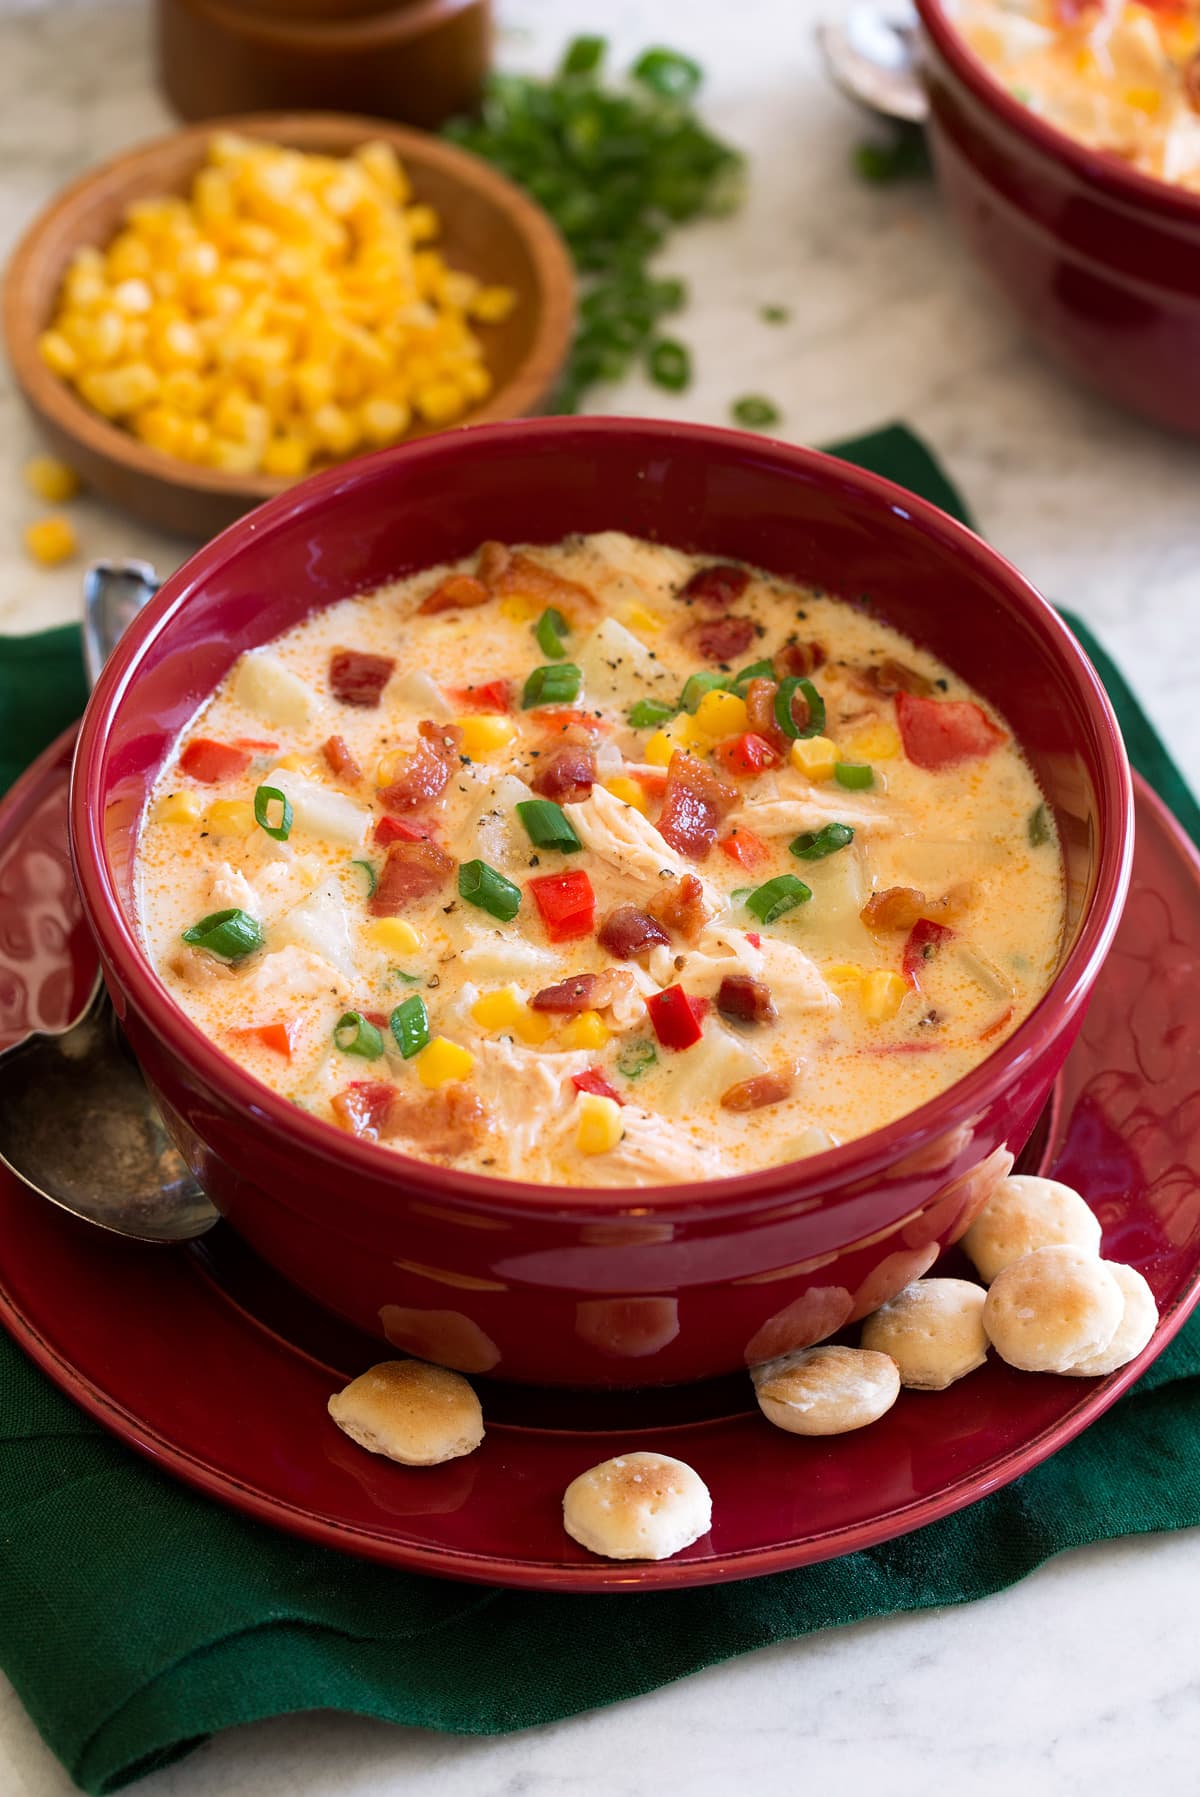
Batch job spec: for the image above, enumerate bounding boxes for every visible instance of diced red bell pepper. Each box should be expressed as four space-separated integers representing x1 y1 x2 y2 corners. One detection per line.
712 731 782 778
718 826 771 870
449 678 511 713
746 932 761 948
180 738 254 783
375 815 432 845
229 1021 296 1057
234 738 280 754
331 1080 395 1138
646 984 705 1051
527 870 596 942
902 918 956 987
895 692 1007 771
529 708 611 734
571 1069 625 1105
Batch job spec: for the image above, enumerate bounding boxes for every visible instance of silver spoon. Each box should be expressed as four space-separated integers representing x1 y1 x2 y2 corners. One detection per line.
816 0 929 123
0 561 220 1242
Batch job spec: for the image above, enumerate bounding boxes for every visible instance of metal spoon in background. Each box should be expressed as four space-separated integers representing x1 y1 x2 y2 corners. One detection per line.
816 0 929 123
0 560 220 1243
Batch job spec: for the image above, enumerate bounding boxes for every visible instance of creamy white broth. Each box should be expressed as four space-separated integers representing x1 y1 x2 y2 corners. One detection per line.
136 533 1065 1188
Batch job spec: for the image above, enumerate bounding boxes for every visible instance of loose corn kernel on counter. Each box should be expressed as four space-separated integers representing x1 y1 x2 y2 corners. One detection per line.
136 532 1065 1187
39 134 516 478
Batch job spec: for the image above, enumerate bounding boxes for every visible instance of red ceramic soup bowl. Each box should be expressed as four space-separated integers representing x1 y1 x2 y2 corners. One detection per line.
916 0 1200 433
70 417 1133 1388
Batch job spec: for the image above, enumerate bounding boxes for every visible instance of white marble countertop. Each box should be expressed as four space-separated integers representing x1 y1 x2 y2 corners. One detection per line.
1 0 1199 1792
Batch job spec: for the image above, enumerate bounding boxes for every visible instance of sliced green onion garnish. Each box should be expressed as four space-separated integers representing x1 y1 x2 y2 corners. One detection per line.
835 762 874 791
774 676 826 740
617 1039 658 1079
459 858 522 921
790 822 855 861
352 858 377 898
253 784 293 842
729 886 754 904
1027 802 1050 847
393 968 422 985
181 907 263 961
390 994 430 1060
730 658 775 695
535 607 570 660
732 394 781 428
334 1011 385 1058
628 696 677 728
745 874 812 924
647 337 691 391
516 798 582 853
680 670 729 713
522 663 582 708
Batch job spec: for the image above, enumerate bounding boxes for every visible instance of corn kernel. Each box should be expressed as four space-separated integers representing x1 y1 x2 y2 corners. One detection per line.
23 515 77 566
105 235 152 282
359 396 412 446
160 369 209 415
111 278 153 317
846 722 900 761
561 1010 610 1051
791 735 841 781
498 594 540 623
77 362 159 419
63 309 124 366
368 917 422 955
576 1092 624 1154
24 455 80 503
38 330 79 377
471 285 517 324
206 435 260 474
275 752 315 773
620 601 663 637
458 362 493 404
470 986 553 1046
293 360 337 413
406 203 440 243
355 140 410 202
456 714 516 758
310 403 359 456
694 689 749 739
415 1036 475 1088
414 378 466 426
658 712 709 756
1125 88 1161 115
261 434 312 480
206 799 256 838
859 969 909 1023
132 405 189 457
644 729 675 768
155 789 204 825
603 776 649 815
824 963 865 997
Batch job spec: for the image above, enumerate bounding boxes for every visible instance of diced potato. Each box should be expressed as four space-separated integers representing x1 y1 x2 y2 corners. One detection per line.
652 1024 766 1117
231 650 322 729
263 767 369 848
576 618 662 705
273 877 355 977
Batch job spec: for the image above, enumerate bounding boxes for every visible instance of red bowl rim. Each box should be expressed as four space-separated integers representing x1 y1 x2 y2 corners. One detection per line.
71 415 1135 1221
915 0 1200 226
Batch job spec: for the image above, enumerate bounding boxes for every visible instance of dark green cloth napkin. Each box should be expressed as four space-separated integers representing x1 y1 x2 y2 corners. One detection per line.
3 426 1200 1797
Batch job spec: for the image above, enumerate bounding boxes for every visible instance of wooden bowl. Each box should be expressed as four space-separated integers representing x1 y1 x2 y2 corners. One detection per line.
3 113 575 539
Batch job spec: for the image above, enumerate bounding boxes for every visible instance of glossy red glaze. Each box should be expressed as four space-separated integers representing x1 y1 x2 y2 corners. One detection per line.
916 0 1200 432
69 419 1133 1387
3 737 1196 1589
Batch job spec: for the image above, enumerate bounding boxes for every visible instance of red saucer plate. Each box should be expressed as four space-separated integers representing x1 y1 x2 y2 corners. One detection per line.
2 727 1199 1593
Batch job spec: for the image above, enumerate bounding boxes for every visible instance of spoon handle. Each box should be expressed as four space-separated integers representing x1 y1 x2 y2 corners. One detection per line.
82 560 160 691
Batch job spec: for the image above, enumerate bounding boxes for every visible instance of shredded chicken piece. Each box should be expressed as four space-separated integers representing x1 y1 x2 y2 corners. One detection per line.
564 786 720 903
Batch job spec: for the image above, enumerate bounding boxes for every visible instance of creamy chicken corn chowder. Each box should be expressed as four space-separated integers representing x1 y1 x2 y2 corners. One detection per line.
137 533 1065 1188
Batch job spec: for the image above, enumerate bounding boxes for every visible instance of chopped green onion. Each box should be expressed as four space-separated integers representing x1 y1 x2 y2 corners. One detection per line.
760 304 789 324
680 670 729 712
352 858 377 898
617 1039 658 1079
459 858 522 921
774 676 826 740
1027 802 1051 847
181 907 262 961
835 763 874 791
647 337 691 391
393 968 422 985
631 46 703 100
535 606 570 660
390 995 430 1060
790 822 855 861
730 658 775 695
516 798 582 853
729 886 754 904
334 1011 384 1058
628 696 677 728
745 874 812 924
253 784 293 842
732 394 780 428
522 663 582 708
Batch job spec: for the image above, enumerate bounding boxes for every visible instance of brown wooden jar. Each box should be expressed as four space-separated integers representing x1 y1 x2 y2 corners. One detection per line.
155 0 492 131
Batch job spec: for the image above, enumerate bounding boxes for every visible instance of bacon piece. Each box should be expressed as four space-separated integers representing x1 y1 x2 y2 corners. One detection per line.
322 733 362 783
332 1081 394 1139
375 815 433 845
720 1069 794 1112
530 745 595 805
895 692 1007 770
657 751 738 862
479 541 596 610
716 974 778 1025
378 719 463 812
850 656 934 700
383 1087 490 1159
1187 52 1200 116
743 676 781 740
329 648 395 707
419 573 492 615
168 946 234 988
683 614 757 663
597 904 672 961
529 973 600 1014
646 872 712 945
369 839 455 914
677 563 751 613
861 886 930 933
774 640 827 678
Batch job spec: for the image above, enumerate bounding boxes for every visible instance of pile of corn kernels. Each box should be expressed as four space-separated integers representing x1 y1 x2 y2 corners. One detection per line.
38 134 516 480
